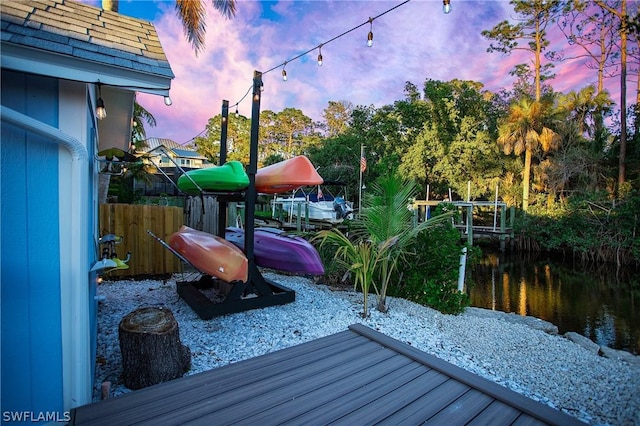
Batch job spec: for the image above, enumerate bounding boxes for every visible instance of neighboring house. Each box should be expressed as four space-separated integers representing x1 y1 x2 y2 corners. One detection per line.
0 0 173 420
134 137 211 196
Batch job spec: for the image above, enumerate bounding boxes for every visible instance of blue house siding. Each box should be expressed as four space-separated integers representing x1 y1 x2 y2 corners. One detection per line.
1 71 64 417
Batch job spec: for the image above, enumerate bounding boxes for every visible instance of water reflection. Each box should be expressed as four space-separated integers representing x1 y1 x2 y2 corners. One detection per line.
467 251 640 355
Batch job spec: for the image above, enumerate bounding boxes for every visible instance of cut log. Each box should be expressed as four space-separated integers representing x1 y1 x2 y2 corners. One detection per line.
118 307 191 390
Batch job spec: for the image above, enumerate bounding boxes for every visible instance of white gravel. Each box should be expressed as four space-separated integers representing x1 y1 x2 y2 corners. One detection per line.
93 271 640 426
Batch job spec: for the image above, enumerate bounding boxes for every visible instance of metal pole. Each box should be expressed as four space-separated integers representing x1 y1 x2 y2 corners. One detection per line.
220 100 228 165
493 184 499 232
244 71 262 274
218 100 229 236
358 144 364 217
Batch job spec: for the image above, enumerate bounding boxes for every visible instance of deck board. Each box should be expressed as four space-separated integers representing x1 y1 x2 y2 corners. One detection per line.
71 323 585 426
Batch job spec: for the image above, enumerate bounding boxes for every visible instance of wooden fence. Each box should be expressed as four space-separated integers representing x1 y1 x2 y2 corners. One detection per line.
99 203 184 277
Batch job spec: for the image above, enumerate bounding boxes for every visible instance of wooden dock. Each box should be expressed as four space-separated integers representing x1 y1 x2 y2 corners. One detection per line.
70 324 583 426
413 200 515 251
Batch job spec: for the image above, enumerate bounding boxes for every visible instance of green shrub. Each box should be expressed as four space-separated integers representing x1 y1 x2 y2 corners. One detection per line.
389 222 472 314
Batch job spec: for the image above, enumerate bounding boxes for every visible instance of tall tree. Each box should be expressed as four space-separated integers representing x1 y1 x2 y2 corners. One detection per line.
595 0 631 189
321 101 353 137
193 113 251 164
497 97 561 211
557 85 613 141
552 1 618 93
399 79 501 200
482 0 563 102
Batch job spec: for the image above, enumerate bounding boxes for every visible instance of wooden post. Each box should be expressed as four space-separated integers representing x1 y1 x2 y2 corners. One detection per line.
500 203 507 252
466 204 473 246
118 307 191 390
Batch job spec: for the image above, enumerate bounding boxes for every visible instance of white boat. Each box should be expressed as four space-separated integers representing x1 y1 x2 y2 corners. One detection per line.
272 187 354 224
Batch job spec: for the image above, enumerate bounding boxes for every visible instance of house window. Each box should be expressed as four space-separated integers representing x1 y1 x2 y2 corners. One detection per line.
180 159 192 167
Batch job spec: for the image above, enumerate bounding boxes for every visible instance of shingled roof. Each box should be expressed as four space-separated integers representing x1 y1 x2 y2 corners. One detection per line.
1 0 174 95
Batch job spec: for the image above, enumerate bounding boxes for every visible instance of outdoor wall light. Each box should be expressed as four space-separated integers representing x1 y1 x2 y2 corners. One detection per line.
367 18 374 47
164 96 172 106
443 0 452 14
96 83 107 120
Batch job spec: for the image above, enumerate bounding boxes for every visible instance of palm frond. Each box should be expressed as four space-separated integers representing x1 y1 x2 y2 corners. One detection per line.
212 0 237 19
175 0 207 54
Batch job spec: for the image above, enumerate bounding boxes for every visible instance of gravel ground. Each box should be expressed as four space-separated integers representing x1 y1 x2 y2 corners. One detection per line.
93 271 640 425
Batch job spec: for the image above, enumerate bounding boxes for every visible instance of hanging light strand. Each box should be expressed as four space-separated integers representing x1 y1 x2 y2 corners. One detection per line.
228 0 451 112
261 0 411 76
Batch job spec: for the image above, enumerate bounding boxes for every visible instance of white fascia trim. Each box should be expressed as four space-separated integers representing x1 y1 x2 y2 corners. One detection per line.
1 43 172 97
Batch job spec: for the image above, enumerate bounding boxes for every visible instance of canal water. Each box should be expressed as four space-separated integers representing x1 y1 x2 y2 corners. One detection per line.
467 250 640 355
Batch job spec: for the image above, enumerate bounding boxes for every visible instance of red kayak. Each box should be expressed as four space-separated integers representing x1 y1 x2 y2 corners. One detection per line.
256 155 323 194
168 226 248 283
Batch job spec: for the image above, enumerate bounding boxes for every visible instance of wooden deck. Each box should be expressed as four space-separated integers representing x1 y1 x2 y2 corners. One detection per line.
71 324 584 425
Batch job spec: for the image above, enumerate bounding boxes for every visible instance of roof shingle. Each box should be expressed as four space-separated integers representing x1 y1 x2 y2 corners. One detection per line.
0 0 174 79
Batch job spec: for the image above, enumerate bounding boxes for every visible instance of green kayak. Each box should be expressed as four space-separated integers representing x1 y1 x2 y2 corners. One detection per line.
177 161 249 194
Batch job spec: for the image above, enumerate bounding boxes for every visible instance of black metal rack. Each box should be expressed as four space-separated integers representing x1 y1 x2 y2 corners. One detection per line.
176 71 295 319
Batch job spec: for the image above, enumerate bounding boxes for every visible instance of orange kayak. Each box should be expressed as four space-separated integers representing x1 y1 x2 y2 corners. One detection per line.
256 155 323 194
168 226 248 283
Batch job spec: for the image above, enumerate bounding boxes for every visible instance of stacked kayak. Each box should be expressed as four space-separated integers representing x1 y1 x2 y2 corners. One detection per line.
177 161 249 194
256 155 323 194
225 227 324 276
169 226 248 282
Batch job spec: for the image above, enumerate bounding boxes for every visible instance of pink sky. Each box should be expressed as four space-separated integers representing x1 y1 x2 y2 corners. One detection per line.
83 0 637 145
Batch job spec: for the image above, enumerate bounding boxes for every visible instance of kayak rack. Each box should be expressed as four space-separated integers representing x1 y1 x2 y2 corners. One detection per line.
147 230 295 320
175 265 295 320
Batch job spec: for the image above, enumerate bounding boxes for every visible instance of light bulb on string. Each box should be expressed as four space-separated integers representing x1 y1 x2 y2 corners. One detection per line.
367 17 373 47
317 45 323 66
442 0 452 14
95 83 107 120
282 62 288 81
235 106 239 118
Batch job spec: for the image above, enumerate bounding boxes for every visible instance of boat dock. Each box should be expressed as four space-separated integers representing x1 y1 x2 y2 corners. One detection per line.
413 201 515 251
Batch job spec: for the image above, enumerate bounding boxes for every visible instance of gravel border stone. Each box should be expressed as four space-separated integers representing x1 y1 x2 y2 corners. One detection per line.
93 272 640 426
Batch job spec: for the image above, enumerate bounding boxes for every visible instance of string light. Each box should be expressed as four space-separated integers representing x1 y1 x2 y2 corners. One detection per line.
317 44 323 66
235 106 239 118
96 83 107 120
443 0 452 14
367 17 374 47
282 62 288 81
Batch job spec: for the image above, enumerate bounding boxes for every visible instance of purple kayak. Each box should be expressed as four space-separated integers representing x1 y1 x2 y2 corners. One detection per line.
225 227 324 276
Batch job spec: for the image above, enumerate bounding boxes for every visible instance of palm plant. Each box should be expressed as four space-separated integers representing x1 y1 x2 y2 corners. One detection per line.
312 229 376 317
313 173 451 316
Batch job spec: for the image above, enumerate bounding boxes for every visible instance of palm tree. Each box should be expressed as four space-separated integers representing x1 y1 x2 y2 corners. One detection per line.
313 173 451 315
557 85 612 141
102 0 237 54
497 97 560 212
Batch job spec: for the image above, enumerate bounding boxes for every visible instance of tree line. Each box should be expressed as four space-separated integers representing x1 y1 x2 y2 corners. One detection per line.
127 0 638 264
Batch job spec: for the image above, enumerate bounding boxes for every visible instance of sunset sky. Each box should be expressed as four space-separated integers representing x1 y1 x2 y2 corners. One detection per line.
80 0 637 145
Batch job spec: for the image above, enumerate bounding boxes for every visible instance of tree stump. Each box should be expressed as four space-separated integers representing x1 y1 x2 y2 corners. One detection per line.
118 307 191 390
